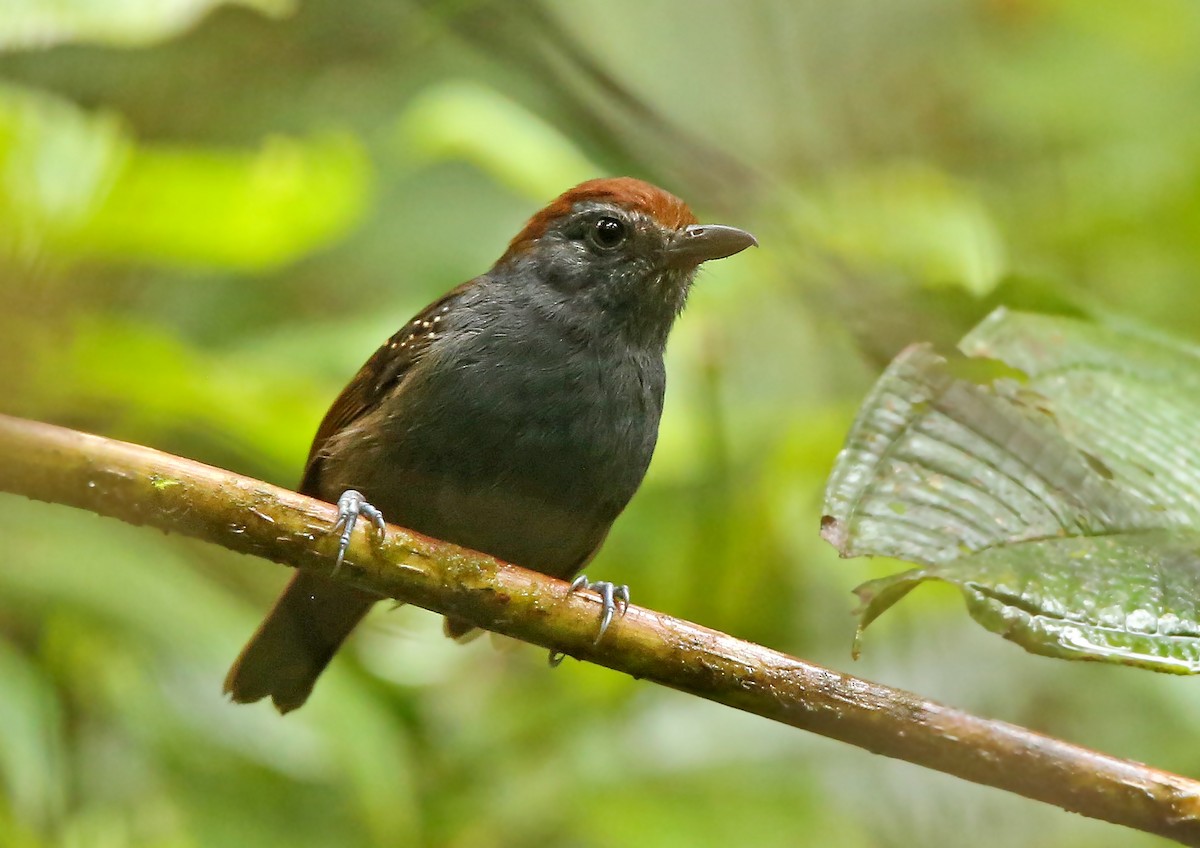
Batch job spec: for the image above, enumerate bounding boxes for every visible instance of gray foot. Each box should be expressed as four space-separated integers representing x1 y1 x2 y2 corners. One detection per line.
548 576 630 666
330 489 386 574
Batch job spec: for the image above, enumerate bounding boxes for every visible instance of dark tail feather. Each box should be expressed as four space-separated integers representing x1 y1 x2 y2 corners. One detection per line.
224 571 377 713
443 616 480 642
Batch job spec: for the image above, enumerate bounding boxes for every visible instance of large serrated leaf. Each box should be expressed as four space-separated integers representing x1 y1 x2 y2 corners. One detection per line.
823 309 1200 670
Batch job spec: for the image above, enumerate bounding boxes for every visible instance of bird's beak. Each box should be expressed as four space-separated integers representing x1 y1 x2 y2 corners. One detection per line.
665 224 758 269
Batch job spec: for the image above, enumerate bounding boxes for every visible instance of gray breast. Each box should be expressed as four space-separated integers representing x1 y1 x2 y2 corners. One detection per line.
321 319 665 576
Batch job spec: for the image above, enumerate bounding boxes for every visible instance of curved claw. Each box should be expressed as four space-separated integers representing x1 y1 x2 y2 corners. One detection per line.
569 576 630 643
549 576 631 666
330 489 386 575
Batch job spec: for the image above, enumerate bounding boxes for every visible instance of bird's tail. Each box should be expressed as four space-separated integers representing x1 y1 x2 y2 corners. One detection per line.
224 570 377 713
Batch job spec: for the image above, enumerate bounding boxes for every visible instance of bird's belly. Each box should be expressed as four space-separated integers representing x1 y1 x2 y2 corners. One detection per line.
321 355 662 577
384 471 608 577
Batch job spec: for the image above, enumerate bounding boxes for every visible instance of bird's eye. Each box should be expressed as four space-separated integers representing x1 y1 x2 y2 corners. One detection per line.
589 216 628 250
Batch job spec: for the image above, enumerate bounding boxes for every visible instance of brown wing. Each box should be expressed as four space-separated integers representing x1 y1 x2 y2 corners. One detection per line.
229 282 480 712
298 282 471 496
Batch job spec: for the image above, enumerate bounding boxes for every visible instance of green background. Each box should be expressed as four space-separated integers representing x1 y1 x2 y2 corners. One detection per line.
3 1 1200 846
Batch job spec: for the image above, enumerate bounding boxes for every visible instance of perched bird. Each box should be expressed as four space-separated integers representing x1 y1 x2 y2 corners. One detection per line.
224 177 757 713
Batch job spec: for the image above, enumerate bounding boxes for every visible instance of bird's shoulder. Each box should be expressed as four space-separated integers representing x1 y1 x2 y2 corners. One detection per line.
298 280 474 494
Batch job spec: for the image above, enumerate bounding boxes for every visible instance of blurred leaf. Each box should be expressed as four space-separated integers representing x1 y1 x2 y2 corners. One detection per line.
0 84 128 262
828 269 1091 369
823 310 1200 671
28 315 323 474
2 0 292 50
80 132 369 269
0 84 370 270
393 81 598 200
797 162 1007 296
1 494 421 846
0 639 65 830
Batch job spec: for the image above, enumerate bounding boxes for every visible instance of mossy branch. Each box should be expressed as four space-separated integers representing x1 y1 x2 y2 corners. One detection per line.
1 412 1198 845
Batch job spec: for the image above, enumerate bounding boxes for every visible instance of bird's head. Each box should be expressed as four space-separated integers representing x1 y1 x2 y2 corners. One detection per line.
494 178 756 349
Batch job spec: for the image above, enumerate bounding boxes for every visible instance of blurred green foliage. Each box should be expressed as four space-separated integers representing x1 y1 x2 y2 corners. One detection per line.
2 1 1200 846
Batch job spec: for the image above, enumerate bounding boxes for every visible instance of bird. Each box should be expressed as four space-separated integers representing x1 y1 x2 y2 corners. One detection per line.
224 177 757 713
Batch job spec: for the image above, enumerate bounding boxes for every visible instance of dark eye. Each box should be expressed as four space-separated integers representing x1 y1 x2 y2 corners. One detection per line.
589 216 628 249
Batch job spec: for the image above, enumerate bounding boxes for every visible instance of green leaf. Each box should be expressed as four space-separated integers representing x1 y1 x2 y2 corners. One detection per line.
0 638 65 828
27 315 324 472
823 310 1200 670
1 0 292 50
961 310 1200 522
0 84 369 270
796 162 1007 296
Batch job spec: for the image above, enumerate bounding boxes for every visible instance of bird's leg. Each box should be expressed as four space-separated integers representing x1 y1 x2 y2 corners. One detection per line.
329 489 386 576
548 576 630 666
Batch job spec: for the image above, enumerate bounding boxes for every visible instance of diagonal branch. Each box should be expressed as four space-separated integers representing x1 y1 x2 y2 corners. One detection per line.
0 412 1198 845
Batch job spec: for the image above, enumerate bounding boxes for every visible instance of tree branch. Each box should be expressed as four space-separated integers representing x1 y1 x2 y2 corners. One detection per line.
1 412 1198 844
